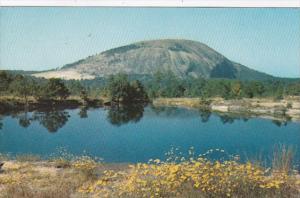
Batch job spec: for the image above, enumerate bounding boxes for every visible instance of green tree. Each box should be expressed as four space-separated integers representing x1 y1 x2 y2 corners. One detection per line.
0 71 12 94
33 84 47 101
130 80 148 102
9 74 35 104
286 81 300 96
231 81 242 98
253 82 265 96
45 78 70 100
242 81 265 98
107 74 131 104
106 74 148 104
66 80 85 95
80 89 89 103
243 83 254 98
220 82 231 99
146 70 164 98
187 77 206 97
203 80 231 99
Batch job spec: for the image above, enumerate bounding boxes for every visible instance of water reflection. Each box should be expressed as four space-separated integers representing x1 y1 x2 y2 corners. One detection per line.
0 118 3 130
3 109 71 133
78 106 88 118
0 105 294 132
272 119 288 127
149 106 195 118
199 110 211 123
107 104 144 127
148 106 290 127
32 111 70 133
18 112 31 128
219 115 235 124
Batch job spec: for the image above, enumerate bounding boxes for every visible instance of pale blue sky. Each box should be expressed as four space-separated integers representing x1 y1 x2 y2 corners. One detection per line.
0 8 299 77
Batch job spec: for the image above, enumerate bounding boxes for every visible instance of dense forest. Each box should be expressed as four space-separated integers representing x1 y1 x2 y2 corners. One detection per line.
1 70 300 104
144 71 300 99
0 71 71 103
70 71 300 100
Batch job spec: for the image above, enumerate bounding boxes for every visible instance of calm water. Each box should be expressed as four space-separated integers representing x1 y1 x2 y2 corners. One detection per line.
0 105 299 165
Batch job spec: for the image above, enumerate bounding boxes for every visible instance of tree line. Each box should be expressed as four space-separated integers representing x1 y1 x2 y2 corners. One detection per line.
68 71 300 100
0 71 71 103
145 70 300 99
1 70 300 105
0 71 149 105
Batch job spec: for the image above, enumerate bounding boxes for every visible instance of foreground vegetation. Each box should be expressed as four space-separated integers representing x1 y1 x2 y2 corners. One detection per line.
0 148 299 198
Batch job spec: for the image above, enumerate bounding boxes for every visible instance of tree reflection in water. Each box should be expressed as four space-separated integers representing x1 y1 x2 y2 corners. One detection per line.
199 110 211 123
107 104 144 127
0 105 293 132
18 112 31 128
78 106 88 118
32 110 70 133
272 119 288 127
219 115 235 124
149 105 290 127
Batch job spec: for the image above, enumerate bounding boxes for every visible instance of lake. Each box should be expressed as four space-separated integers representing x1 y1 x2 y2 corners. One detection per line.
0 105 299 165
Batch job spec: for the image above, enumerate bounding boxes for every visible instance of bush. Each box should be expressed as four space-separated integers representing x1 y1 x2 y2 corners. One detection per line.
78 157 300 198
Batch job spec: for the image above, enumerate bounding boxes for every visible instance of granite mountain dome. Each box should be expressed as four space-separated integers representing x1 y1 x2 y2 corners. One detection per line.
33 39 273 80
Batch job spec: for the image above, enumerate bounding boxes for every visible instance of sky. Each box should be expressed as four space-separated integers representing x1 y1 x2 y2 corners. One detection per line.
0 7 299 78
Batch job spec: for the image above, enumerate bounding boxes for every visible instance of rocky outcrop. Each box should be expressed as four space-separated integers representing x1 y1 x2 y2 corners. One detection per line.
32 39 273 81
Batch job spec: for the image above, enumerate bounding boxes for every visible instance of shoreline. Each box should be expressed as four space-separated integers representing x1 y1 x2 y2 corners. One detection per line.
1 96 300 122
0 96 105 114
153 97 300 122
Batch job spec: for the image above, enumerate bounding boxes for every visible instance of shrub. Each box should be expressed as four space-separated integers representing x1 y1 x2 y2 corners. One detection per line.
78 156 300 197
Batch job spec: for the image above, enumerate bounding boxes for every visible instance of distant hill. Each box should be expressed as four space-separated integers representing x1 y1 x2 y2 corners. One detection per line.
32 39 275 80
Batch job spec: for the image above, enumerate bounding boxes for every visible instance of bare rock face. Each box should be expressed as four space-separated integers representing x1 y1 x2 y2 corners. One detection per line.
32 39 273 80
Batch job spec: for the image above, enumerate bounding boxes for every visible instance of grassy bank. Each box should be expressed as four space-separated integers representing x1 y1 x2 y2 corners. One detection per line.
0 152 299 198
